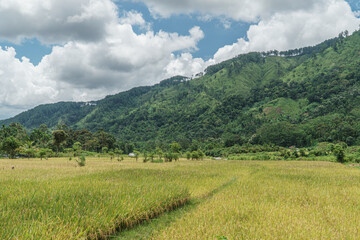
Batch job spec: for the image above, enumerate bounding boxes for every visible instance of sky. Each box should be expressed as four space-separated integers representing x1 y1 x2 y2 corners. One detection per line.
0 0 359 120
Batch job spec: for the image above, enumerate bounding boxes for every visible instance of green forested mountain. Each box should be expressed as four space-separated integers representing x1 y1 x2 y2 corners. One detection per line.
2 30 360 149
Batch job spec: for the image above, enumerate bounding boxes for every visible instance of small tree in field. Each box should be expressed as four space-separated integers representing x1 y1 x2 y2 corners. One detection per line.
156 147 163 160
38 148 47 160
149 152 155 162
64 148 73 160
72 142 82 158
102 147 108 154
333 144 346 163
191 151 200 160
133 150 140 162
76 155 86 167
186 151 191 160
109 151 115 160
143 152 149 163
114 148 123 161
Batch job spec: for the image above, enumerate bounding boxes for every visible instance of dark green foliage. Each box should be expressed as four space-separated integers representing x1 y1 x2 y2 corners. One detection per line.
333 144 346 163
1 137 21 158
76 155 86 167
191 151 200 160
143 152 149 162
2 31 360 149
164 152 179 162
53 130 67 153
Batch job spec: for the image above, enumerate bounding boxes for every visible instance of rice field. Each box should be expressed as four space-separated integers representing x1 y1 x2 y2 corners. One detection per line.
1 157 360 239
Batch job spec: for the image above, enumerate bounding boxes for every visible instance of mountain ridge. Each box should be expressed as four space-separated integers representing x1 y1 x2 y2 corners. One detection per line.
2 30 360 148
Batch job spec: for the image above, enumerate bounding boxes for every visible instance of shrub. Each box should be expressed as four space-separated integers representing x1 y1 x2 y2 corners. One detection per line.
76 155 86 167
333 144 346 163
151 159 164 163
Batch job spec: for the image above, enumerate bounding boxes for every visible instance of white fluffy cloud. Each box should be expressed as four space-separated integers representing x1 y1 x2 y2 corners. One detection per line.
0 24 204 117
0 46 57 106
137 0 325 21
38 25 204 93
119 11 151 30
210 0 360 64
0 0 118 44
0 46 58 117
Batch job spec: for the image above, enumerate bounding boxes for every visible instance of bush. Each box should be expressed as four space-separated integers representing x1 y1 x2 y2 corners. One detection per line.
164 152 179 162
151 159 164 163
333 144 346 163
76 155 86 167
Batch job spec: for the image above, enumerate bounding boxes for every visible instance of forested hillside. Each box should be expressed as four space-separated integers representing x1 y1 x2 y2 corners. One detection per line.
2 30 360 150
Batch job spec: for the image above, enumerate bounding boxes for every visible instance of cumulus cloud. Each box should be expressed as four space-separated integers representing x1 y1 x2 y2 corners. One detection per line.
0 0 118 44
137 0 324 21
119 11 151 30
0 46 58 117
165 53 205 77
0 24 204 116
39 25 204 93
210 0 360 64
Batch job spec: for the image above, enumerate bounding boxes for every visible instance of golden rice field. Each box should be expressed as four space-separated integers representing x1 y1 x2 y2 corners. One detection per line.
1 157 360 239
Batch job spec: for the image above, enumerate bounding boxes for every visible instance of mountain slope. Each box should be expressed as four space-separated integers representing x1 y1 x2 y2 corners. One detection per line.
2 30 360 148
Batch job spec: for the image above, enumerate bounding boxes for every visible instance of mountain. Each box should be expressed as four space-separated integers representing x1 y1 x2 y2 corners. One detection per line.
2 30 360 149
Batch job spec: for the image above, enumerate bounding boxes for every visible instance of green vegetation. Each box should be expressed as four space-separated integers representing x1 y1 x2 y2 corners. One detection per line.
2 30 360 151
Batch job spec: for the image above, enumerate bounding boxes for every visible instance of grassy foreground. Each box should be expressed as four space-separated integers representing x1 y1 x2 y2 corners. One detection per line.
1 158 360 239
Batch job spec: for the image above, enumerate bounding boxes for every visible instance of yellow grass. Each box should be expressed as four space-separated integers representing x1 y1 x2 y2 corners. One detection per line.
2 158 360 239
151 161 360 239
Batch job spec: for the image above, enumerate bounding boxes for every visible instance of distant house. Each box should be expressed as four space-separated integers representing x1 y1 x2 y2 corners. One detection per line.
128 153 136 157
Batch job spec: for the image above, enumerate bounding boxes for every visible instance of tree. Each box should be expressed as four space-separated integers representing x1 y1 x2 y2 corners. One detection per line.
143 152 149 163
95 130 116 151
186 151 191 160
170 142 181 153
38 148 47 160
30 124 51 148
114 148 123 161
72 142 82 157
156 147 163 160
19 141 35 158
1 137 21 159
53 130 67 153
333 144 346 163
191 151 200 160
149 152 155 162
133 150 140 162
109 151 114 160
102 147 108 154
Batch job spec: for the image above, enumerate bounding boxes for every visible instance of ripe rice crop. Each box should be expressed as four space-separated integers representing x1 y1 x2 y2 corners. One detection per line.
3 158 359 239
151 161 360 239
0 158 190 239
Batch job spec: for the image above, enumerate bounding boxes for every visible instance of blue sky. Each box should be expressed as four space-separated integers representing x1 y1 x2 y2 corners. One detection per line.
0 0 359 119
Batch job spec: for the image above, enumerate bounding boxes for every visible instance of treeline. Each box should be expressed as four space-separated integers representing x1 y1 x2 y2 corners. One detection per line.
0 122 208 160
0 123 127 159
